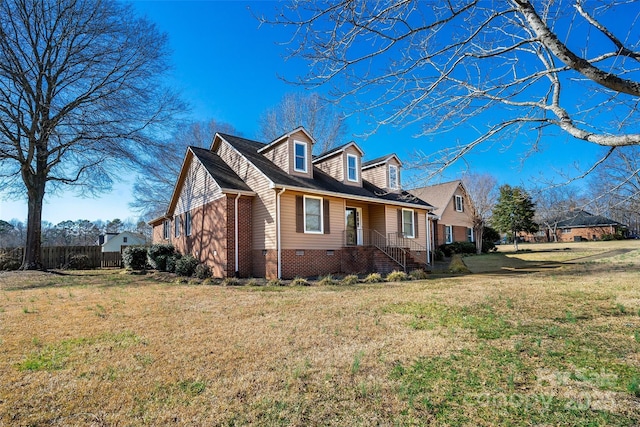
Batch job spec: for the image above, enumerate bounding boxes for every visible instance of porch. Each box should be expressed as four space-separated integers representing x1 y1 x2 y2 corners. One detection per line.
343 228 430 272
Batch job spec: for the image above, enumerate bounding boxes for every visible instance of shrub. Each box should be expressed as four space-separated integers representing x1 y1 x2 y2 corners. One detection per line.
433 249 445 261
165 254 181 273
386 270 409 282
175 254 199 277
340 274 360 285
221 277 241 286
439 241 477 257
147 244 177 271
317 274 338 286
290 277 310 286
267 278 283 286
409 269 429 280
449 254 470 274
64 254 90 270
482 226 501 244
362 272 383 283
482 240 497 253
246 278 260 286
194 263 211 279
0 255 21 271
122 246 148 270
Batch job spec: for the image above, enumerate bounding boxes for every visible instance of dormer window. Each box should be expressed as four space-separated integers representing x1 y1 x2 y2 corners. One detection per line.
347 154 358 182
389 164 399 189
294 140 308 173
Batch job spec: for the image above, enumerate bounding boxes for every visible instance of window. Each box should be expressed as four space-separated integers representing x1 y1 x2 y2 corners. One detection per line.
467 227 474 242
455 195 464 212
163 220 170 240
185 211 192 236
304 196 322 233
389 165 399 189
174 215 180 237
402 209 415 238
347 154 358 182
445 225 453 244
562 228 571 234
123 237 128 243
294 141 307 173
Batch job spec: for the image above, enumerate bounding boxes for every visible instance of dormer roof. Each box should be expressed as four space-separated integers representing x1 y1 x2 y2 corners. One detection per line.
256 126 316 154
313 141 365 163
215 133 432 210
362 154 402 169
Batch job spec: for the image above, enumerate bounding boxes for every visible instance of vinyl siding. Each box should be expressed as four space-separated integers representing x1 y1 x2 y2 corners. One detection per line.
343 146 362 187
281 191 344 250
262 140 289 173
287 130 314 179
441 187 474 228
369 204 386 235
315 154 344 182
362 164 387 190
216 140 276 250
175 157 224 215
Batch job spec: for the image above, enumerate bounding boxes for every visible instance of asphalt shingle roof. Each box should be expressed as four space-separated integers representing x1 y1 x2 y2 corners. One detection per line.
189 146 253 192
217 133 432 209
556 210 624 228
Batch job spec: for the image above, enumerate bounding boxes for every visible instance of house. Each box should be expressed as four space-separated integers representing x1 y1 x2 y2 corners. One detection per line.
100 231 147 253
409 180 475 247
544 210 626 242
150 127 434 279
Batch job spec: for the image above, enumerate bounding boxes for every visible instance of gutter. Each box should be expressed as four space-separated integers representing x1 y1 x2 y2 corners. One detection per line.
276 188 286 279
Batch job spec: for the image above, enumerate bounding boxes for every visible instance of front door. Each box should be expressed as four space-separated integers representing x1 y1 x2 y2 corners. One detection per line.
345 207 362 245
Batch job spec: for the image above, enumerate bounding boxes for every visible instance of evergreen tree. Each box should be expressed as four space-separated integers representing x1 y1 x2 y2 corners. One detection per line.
492 185 538 251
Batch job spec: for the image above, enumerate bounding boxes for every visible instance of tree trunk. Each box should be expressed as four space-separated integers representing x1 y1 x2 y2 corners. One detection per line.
474 225 484 255
513 231 519 251
21 179 46 270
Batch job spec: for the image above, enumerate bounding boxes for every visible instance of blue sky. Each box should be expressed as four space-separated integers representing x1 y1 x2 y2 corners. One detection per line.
0 0 605 224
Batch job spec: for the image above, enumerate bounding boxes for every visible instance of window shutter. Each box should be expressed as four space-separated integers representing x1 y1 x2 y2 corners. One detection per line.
323 199 330 234
414 211 419 238
397 209 402 236
296 195 303 233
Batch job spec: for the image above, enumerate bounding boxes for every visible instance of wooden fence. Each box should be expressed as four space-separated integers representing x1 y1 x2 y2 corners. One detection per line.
0 246 124 269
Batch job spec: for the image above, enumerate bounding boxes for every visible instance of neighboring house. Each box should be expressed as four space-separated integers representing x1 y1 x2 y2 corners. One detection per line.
409 180 475 247
531 210 626 242
150 127 434 279
100 231 147 253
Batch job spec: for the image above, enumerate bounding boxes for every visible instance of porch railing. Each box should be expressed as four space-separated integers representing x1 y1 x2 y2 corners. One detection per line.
387 232 429 266
344 229 429 271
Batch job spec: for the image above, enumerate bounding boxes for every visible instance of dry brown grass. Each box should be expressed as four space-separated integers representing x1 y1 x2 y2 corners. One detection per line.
1 243 640 426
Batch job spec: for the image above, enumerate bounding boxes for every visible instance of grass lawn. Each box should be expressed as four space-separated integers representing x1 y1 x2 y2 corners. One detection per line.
1 241 640 425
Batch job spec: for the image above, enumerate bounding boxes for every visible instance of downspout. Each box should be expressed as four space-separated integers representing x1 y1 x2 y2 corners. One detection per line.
276 188 286 279
234 193 241 277
426 213 431 266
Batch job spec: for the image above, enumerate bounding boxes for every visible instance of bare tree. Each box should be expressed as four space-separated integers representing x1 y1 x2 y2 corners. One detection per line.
588 146 640 233
258 92 348 154
130 120 235 220
462 173 497 254
0 0 183 269
262 1 640 177
532 185 585 242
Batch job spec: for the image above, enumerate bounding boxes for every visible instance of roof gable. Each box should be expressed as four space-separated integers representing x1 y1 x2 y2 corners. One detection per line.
165 146 254 217
409 180 466 216
313 141 365 163
257 126 316 154
361 154 402 169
